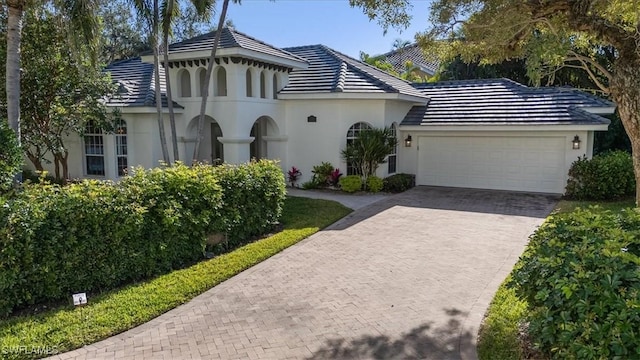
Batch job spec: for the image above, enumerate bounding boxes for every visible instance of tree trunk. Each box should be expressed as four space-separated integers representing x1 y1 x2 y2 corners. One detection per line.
610 56 640 206
6 2 24 182
193 0 230 161
26 151 44 172
153 0 171 165
162 0 179 163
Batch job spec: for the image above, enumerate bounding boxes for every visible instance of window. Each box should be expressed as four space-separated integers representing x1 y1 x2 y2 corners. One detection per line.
272 73 278 99
115 119 128 176
246 69 253 97
84 121 105 176
387 123 397 174
196 68 207 97
215 67 227 96
260 71 266 98
179 69 191 97
346 122 372 175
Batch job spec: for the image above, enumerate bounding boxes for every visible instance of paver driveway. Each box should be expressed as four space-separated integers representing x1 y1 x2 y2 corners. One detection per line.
51 186 558 360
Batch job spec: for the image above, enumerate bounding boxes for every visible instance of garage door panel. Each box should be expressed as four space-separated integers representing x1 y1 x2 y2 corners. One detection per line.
417 136 566 193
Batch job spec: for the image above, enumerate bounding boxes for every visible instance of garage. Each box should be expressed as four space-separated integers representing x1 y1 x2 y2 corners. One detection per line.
416 135 567 193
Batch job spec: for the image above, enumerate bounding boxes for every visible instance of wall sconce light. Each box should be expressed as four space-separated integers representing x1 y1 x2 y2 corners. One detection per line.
307 115 317 123
404 135 412 147
572 135 581 150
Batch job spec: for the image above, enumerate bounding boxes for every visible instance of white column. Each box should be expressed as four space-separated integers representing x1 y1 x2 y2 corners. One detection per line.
218 137 253 164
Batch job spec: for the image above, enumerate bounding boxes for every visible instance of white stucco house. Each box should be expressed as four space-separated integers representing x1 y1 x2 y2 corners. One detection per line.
41 28 615 194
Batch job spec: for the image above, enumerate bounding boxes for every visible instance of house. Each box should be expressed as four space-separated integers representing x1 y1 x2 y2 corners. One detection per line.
381 43 440 79
40 28 614 194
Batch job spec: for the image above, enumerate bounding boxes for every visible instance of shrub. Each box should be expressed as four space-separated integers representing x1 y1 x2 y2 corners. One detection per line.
511 207 640 359
383 173 415 193
301 179 321 190
565 151 635 200
311 162 334 187
0 121 22 192
339 175 362 193
0 160 285 317
366 176 383 193
287 166 302 187
329 168 342 187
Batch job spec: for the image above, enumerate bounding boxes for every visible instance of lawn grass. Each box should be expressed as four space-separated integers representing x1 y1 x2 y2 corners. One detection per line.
477 198 636 360
0 196 351 360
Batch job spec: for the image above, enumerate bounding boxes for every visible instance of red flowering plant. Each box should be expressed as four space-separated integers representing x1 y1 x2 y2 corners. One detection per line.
329 168 342 187
287 166 302 187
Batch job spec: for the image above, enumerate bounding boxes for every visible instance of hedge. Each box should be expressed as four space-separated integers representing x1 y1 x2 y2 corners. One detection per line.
0 160 286 317
511 208 640 359
565 151 635 200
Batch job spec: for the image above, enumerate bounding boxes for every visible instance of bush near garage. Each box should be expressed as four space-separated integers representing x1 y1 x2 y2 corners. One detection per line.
383 173 415 193
510 207 640 359
565 151 635 200
0 160 285 317
366 176 384 193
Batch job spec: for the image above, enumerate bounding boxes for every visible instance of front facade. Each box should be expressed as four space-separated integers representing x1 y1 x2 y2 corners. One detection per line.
36 29 614 194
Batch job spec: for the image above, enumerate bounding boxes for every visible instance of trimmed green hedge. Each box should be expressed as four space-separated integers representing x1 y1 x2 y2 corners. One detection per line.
0 160 286 317
511 207 640 359
383 173 415 193
565 151 635 200
339 175 362 193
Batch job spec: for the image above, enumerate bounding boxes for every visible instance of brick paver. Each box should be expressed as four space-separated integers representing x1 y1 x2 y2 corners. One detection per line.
50 186 557 360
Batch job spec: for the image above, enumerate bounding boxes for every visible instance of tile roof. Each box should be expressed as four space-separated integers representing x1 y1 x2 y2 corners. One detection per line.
382 44 440 76
402 78 613 126
281 45 429 99
104 57 180 108
165 28 305 63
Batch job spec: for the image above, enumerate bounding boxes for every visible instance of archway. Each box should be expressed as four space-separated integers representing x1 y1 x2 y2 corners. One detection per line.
187 116 224 164
250 116 279 160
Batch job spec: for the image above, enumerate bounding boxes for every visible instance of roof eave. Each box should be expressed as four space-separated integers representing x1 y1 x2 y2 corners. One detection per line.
278 92 428 102
583 106 617 115
140 48 308 69
107 105 185 114
399 123 610 132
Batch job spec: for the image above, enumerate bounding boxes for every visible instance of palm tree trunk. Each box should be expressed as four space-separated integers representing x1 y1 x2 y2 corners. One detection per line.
6 2 24 181
193 0 230 161
153 0 171 164
162 0 179 162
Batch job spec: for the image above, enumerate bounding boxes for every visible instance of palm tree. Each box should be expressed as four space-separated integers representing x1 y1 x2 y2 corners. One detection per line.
193 0 236 161
341 127 397 185
161 0 213 163
5 0 100 176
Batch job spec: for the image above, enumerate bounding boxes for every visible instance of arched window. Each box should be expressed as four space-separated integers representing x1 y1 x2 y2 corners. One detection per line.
179 69 191 97
246 69 253 97
196 68 207 97
215 67 227 96
346 122 372 175
115 119 128 176
84 121 105 176
272 73 278 99
387 123 397 174
260 71 266 98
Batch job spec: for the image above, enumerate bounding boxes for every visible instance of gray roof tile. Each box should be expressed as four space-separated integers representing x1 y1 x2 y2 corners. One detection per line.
403 78 613 126
166 28 305 63
104 57 181 108
382 44 440 76
282 45 429 99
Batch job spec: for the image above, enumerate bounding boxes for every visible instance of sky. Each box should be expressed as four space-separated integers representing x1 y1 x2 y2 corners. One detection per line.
223 0 434 59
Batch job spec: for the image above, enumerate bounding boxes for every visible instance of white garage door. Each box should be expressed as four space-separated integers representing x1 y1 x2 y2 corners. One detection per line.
417 136 566 193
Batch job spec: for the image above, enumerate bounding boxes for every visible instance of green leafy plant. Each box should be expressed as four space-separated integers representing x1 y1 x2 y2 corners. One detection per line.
339 175 363 193
565 151 635 200
383 173 415 193
510 207 640 359
311 162 334 187
366 176 383 193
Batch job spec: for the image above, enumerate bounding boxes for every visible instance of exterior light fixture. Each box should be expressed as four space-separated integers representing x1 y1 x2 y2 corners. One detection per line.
404 135 412 147
572 135 581 150
307 115 317 123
